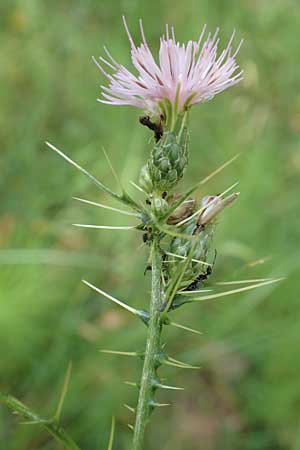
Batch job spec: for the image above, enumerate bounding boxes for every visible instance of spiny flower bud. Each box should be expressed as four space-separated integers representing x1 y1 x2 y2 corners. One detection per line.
141 117 189 193
149 131 188 192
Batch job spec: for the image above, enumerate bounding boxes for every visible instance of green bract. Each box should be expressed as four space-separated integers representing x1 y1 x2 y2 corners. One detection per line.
167 218 215 289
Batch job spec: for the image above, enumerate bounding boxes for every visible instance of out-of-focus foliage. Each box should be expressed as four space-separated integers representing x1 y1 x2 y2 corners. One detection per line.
0 0 299 449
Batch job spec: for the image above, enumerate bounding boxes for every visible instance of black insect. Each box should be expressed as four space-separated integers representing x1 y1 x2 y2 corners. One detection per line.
143 228 153 274
144 264 152 275
139 115 164 142
142 227 153 244
185 267 212 291
184 250 217 291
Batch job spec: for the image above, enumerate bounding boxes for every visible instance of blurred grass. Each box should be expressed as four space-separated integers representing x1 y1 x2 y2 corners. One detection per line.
0 0 300 449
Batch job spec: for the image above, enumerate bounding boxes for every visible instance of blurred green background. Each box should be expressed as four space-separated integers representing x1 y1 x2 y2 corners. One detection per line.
0 0 299 449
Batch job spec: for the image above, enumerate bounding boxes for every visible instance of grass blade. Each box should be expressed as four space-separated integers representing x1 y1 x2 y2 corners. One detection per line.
54 361 72 422
106 416 115 450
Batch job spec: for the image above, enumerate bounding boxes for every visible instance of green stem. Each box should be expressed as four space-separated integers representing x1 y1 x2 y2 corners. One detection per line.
0 393 82 450
132 235 163 450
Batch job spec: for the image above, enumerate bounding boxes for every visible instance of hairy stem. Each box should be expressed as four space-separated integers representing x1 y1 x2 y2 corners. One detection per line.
132 235 163 450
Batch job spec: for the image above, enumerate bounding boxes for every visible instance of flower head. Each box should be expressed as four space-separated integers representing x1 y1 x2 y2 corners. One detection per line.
94 17 243 120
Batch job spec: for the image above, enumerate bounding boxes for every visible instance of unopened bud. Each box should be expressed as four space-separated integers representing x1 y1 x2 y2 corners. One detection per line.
164 192 239 289
153 196 169 217
198 192 239 226
167 194 196 225
141 114 189 193
148 128 189 191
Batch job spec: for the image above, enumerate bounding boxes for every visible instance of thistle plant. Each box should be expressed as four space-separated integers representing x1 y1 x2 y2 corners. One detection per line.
0 17 283 450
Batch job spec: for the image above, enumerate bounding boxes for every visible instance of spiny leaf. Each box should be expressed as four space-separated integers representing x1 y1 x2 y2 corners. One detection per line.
73 224 137 230
102 147 122 188
178 289 213 295
215 278 274 285
46 141 120 201
167 356 201 369
161 358 200 370
73 197 139 217
168 321 203 336
46 141 140 211
130 180 147 194
189 278 284 302
102 148 142 213
82 280 148 323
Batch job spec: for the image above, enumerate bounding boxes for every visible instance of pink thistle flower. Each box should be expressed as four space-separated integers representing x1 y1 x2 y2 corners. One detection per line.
93 17 243 117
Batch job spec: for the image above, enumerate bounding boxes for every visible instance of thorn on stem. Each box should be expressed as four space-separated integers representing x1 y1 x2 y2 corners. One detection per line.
100 349 143 358
168 321 203 336
124 381 139 388
155 383 184 391
82 280 149 325
149 401 170 408
123 404 135 413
